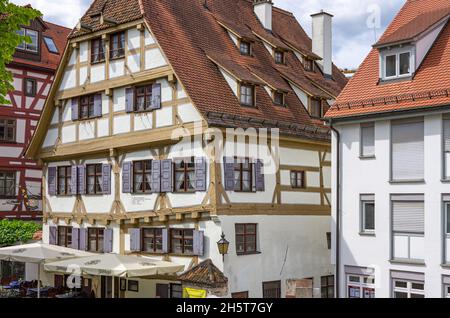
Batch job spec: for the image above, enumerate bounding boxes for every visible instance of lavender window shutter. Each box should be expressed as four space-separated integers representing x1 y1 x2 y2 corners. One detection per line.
102 164 111 195
94 93 102 118
122 162 133 193
162 228 169 253
71 98 79 121
79 228 87 251
255 159 265 191
71 228 80 250
125 88 135 113
193 230 204 256
150 83 161 110
160 159 173 193
151 160 161 193
77 165 86 195
129 228 141 251
223 157 235 191
195 157 207 191
49 226 57 245
70 166 78 195
103 228 113 253
47 167 57 196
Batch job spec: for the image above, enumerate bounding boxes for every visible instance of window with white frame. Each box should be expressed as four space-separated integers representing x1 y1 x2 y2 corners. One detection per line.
444 199 450 264
361 195 375 234
361 123 375 158
381 49 412 80
443 115 450 179
391 118 424 182
347 274 375 298
392 279 424 298
17 28 39 53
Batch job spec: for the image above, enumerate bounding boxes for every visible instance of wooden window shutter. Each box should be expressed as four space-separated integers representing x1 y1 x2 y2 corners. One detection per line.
193 230 204 256
125 88 134 113
93 93 102 117
151 160 161 193
162 228 169 253
71 98 79 121
47 167 57 196
223 157 235 191
255 159 265 191
129 228 141 251
160 159 173 193
71 166 78 195
102 164 112 194
103 228 113 253
122 162 133 193
71 228 80 250
49 226 57 245
79 228 87 251
194 157 207 191
150 83 162 110
77 165 86 194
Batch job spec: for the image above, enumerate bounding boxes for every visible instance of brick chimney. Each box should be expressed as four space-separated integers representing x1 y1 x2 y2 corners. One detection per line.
311 10 333 78
253 0 273 31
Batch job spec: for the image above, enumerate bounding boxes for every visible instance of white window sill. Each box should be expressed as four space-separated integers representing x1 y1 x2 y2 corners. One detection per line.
389 179 425 184
359 231 376 237
389 259 426 266
359 155 376 160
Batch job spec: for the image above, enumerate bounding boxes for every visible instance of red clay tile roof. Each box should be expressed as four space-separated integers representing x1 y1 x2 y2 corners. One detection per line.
178 259 228 288
69 0 348 141
327 0 450 119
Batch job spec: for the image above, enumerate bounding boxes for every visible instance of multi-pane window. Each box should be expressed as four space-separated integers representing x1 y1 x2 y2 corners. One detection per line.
321 275 335 298
290 171 305 189
233 158 252 192
235 223 257 254
262 281 281 298
393 280 424 298
88 228 104 252
142 228 163 253
110 32 125 59
360 123 375 157
444 202 450 264
57 166 72 195
240 41 251 56
57 226 72 247
310 98 322 118
0 119 16 142
170 283 183 298
347 275 375 298
274 91 285 106
174 157 195 193
361 195 375 233
135 85 153 111
86 164 103 195
383 51 411 79
0 171 15 198
170 229 194 254
240 84 254 107
17 28 38 52
79 94 96 120
274 50 284 64
133 160 152 193
91 38 105 64
24 78 36 97
43 36 58 54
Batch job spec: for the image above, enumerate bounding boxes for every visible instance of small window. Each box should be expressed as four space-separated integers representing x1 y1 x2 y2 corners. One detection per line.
142 228 163 253
347 274 375 298
174 157 195 193
304 58 314 72
262 281 281 298
57 166 72 195
79 94 96 120
232 291 249 298
24 78 36 97
235 223 257 254
326 232 331 250
170 283 183 298
135 85 153 111
385 54 397 78
17 28 38 53
383 50 412 79
399 52 411 75
0 119 16 142
0 171 15 198
274 50 284 64
57 226 72 247
321 275 334 298
43 36 59 54
446 203 450 235
128 280 139 292
240 41 251 56
310 98 322 118
88 228 104 252
91 38 105 64
361 197 375 233
170 229 194 254
290 171 305 189
133 160 152 193
240 84 255 107
392 280 425 298
86 164 103 195
360 123 375 157
233 158 252 192
273 91 285 106
110 32 125 59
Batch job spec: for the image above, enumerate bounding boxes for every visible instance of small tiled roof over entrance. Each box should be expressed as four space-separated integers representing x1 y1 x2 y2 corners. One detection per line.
178 259 228 289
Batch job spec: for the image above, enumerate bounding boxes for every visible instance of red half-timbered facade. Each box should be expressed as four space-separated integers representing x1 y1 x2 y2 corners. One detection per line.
0 16 70 219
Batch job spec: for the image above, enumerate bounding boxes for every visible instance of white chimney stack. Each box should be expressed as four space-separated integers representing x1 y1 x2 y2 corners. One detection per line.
311 10 333 78
253 0 273 31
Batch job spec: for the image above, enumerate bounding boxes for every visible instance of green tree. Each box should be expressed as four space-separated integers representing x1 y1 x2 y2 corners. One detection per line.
0 1 41 104
0 220 41 247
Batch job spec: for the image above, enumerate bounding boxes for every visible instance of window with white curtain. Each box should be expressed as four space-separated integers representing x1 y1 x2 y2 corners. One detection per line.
360 123 375 157
443 116 450 179
391 119 424 181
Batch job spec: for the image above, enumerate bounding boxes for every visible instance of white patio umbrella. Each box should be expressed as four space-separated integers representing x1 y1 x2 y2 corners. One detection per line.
0 243 94 298
44 254 185 298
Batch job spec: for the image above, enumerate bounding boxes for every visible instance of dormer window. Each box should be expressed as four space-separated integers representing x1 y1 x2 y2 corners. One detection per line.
110 32 125 59
91 38 105 64
381 48 413 80
310 98 323 118
274 50 284 64
240 84 255 107
240 41 251 56
17 28 38 53
304 58 314 72
273 91 285 106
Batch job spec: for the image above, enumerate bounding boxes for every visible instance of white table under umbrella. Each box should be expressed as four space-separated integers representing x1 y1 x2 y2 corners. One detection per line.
0 243 94 298
44 253 185 298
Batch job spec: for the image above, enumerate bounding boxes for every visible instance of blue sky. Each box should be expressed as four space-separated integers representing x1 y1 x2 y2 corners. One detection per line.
12 0 405 69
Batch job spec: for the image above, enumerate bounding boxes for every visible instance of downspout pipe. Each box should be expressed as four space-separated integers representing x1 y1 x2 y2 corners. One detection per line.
328 119 341 298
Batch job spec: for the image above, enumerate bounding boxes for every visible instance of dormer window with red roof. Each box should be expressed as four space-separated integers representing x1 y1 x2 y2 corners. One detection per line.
240 40 251 56
240 84 255 107
380 47 413 81
274 50 285 64
16 28 38 53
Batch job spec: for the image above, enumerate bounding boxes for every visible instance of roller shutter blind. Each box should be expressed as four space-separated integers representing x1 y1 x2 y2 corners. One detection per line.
391 119 424 181
392 200 424 234
361 123 375 157
444 117 450 152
